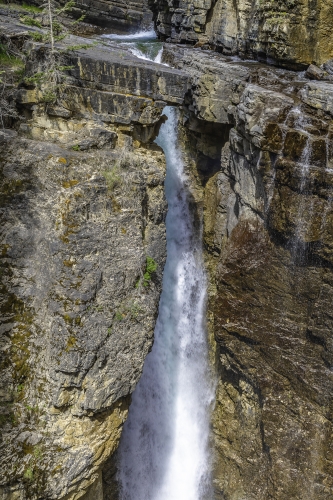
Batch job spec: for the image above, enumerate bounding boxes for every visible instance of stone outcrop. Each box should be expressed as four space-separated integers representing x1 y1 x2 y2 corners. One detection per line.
36 0 152 30
0 126 167 499
150 0 333 68
0 29 175 500
169 45 333 499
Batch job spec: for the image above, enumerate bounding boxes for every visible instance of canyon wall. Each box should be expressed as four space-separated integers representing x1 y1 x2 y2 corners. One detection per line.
0 34 179 500
150 0 333 67
2 3 333 497
166 45 333 499
66 0 153 30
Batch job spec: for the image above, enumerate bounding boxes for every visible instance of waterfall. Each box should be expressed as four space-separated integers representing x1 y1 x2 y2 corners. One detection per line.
117 107 214 500
102 30 166 64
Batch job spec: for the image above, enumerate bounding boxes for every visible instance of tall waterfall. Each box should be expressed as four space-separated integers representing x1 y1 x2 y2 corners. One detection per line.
117 107 214 500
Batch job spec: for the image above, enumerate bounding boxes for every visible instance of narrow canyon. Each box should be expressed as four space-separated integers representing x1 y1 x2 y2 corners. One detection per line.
1 1 333 499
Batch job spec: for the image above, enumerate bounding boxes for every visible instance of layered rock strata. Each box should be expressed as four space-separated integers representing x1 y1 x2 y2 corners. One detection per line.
150 0 333 68
0 33 175 500
2 14 333 498
34 0 153 30
167 45 333 499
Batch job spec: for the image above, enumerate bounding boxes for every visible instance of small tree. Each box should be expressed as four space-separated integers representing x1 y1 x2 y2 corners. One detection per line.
0 74 20 129
0 36 23 128
22 0 81 103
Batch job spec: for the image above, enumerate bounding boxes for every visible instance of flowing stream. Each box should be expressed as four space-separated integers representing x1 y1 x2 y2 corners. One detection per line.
102 29 164 63
117 107 214 500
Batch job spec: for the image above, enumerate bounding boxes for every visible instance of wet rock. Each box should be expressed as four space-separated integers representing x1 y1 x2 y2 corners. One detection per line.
306 64 328 80
194 66 333 500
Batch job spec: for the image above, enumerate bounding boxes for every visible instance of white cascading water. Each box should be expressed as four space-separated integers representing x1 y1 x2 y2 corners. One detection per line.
117 106 214 500
102 29 166 64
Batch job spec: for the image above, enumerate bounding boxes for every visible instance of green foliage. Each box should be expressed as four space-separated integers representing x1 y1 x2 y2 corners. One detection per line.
20 15 42 28
24 467 34 481
115 311 123 321
41 89 57 103
29 32 45 42
57 65 74 71
114 301 143 322
72 144 80 151
72 13 86 25
0 43 24 66
24 71 45 84
64 42 95 52
143 256 157 287
0 0 42 12
33 446 42 459
103 166 120 191
55 0 75 16
52 20 63 35
22 2 43 13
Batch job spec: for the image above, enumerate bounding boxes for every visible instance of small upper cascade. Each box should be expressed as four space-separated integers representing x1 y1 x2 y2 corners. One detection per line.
102 29 167 64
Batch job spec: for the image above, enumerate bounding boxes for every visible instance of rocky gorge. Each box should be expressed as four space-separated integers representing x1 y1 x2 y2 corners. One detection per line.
1 1 333 499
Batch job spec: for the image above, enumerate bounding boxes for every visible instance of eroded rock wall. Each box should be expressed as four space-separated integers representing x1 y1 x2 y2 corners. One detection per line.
2 15 333 498
31 0 153 30
151 0 333 67
0 130 167 500
173 47 333 498
0 35 173 500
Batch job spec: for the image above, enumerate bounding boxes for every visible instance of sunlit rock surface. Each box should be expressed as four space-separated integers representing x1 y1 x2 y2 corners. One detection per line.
178 49 333 500
2 7 333 499
150 0 333 67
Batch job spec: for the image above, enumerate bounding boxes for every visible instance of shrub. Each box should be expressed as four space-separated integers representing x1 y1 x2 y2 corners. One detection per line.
103 166 120 191
143 256 157 286
24 467 34 481
136 256 157 288
20 15 42 28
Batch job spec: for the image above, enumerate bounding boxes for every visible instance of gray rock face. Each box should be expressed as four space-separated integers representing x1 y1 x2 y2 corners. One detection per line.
0 115 167 499
0 26 181 500
2 13 333 499
180 51 333 500
150 0 333 68
300 81 333 116
34 0 153 30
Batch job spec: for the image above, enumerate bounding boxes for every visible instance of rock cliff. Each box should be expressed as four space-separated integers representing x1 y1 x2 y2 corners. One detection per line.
35 0 152 30
2 5 333 499
150 0 333 68
0 30 173 500
167 45 333 499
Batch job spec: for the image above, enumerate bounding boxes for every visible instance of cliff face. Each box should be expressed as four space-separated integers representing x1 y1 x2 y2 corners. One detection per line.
2 7 333 498
150 0 333 67
0 132 166 500
34 0 153 30
167 46 333 499
0 33 173 500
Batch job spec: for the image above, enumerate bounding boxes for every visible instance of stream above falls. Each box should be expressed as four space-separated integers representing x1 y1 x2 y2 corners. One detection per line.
101 29 164 63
